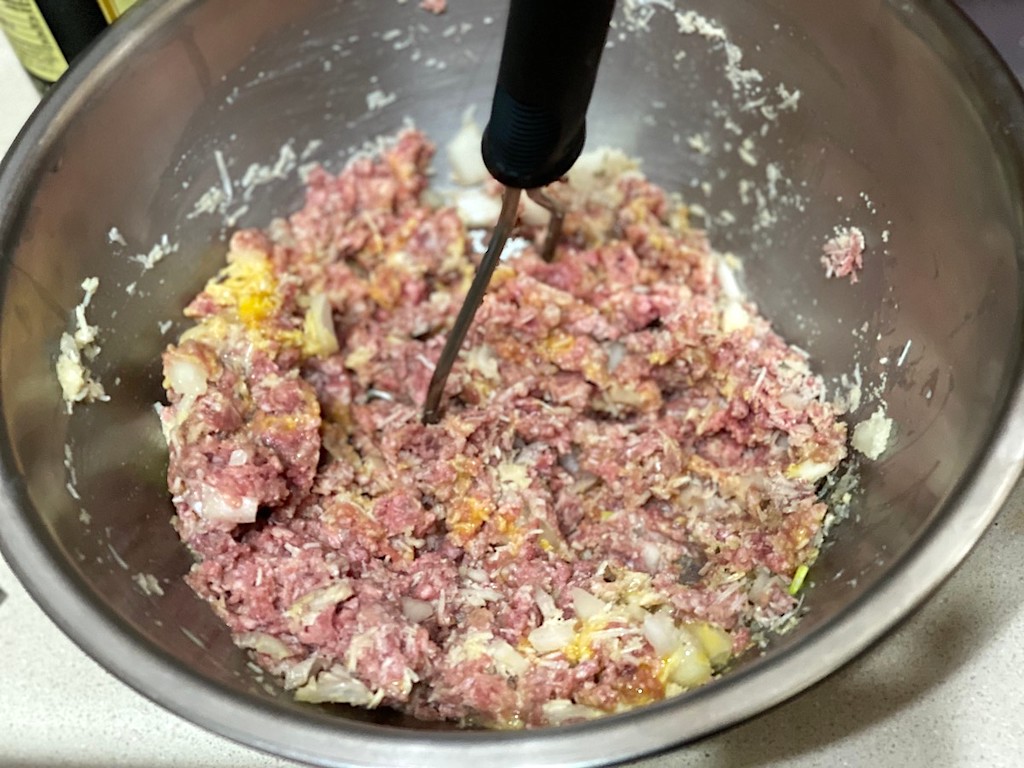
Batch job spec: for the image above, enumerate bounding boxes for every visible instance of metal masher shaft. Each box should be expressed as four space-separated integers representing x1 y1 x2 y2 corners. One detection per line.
527 188 565 262
422 186 522 424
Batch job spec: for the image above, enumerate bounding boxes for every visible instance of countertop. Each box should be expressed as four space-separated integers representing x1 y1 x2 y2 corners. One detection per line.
2 6 1024 767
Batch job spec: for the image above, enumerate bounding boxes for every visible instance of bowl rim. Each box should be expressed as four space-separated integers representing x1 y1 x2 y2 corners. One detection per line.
2 0 1024 766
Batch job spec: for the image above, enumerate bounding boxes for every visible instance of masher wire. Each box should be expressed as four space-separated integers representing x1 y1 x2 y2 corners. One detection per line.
422 186 523 424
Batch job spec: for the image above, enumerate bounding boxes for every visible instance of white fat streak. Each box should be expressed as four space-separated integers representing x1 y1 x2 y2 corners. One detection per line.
225 204 250 227
775 83 801 112
675 9 727 40
131 234 179 271
214 149 233 205
132 572 165 596
57 278 108 412
687 133 711 155
751 367 767 398
622 0 676 31
299 139 323 161
107 227 127 246
240 143 298 201
366 89 398 111
181 627 207 649
896 340 912 367
738 137 758 166
187 186 226 219
107 543 129 570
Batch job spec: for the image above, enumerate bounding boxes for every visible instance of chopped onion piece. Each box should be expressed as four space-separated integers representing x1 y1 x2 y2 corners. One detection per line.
603 383 649 407
749 569 773 602
852 407 894 460
528 620 575 654
642 612 680 656
496 460 530 490
521 192 551 226
542 699 603 725
447 115 489 186
287 580 355 627
165 354 207 398
456 189 502 227
294 666 375 706
717 258 744 299
778 391 809 410
490 639 530 677
283 655 321 690
641 542 662 572
664 636 712 688
235 632 293 661
199 484 258 524
721 301 750 333
533 588 562 622
567 147 637 197
462 584 503 607
605 341 627 373
401 596 434 623
690 623 733 669
785 459 833 483
571 587 606 622
302 293 339 357
465 344 501 381
451 630 494 664
56 334 87 402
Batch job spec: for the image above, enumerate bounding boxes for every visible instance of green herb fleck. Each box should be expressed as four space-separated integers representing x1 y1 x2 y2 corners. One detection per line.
788 564 809 596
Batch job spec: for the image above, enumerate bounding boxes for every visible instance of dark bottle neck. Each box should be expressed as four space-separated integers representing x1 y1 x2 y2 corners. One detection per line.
34 0 107 65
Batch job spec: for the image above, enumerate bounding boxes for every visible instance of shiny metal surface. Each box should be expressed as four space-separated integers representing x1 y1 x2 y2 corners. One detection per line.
424 185 521 424
527 188 565 262
0 1 1023 767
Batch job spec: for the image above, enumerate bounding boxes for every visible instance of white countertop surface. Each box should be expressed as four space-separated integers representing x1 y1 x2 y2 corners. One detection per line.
2 23 1023 768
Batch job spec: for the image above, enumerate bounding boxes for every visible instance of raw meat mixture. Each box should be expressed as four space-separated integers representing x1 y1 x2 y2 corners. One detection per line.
159 129 847 728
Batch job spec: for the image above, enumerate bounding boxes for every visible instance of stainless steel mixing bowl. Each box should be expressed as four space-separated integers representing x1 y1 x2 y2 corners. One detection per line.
2 0 1023 766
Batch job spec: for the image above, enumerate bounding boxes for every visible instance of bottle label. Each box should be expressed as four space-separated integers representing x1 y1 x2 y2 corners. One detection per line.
96 0 137 23
0 0 68 82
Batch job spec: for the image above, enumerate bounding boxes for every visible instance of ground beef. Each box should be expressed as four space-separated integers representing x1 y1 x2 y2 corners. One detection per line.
419 0 447 14
159 129 847 728
821 226 865 283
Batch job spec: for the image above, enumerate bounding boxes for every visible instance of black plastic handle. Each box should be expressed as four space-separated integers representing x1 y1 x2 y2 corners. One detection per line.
481 0 616 190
